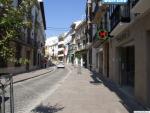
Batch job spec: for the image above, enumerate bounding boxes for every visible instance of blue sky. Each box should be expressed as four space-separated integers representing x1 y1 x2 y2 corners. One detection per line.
44 0 86 38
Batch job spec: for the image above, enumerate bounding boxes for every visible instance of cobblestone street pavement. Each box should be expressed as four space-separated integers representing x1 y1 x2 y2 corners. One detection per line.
5 67 69 113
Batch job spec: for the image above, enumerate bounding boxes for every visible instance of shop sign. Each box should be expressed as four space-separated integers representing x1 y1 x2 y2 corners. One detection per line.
102 0 128 4
96 29 108 40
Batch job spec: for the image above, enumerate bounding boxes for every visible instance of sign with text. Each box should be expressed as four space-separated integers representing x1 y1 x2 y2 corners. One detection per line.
102 0 128 4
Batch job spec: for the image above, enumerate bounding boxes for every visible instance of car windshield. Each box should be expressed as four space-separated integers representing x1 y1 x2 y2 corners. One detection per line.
58 62 63 64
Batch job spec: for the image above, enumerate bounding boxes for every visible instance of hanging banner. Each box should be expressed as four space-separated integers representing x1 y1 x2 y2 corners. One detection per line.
102 0 128 4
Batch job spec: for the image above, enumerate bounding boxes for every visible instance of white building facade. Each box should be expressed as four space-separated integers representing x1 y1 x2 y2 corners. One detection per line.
74 20 87 67
45 37 58 63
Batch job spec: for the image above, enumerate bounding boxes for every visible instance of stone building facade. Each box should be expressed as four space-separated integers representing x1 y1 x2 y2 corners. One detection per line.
0 0 46 74
86 0 150 108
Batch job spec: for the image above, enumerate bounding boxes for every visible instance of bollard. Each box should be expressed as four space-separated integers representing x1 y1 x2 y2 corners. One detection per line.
9 76 14 113
0 73 14 113
1 85 5 113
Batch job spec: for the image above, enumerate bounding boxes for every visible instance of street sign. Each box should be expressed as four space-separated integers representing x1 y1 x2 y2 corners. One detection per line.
102 0 128 4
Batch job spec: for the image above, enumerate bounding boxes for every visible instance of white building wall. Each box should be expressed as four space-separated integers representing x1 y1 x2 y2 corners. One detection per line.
81 56 83 67
75 57 78 66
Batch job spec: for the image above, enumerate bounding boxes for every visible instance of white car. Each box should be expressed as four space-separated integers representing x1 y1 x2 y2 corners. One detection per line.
57 61 65 68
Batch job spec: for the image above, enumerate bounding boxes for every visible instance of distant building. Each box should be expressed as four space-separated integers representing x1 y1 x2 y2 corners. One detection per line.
74 20 87 67
68 20 83 65
64 32 72 64
45 37 58 64
58 35 65 61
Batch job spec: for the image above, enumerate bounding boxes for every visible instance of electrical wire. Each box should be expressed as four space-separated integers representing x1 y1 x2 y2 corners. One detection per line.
46 27 69 30
46 27 70 31
46 29 69 31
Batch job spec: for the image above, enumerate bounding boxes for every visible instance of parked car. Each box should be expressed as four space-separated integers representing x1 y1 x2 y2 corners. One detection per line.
57 61 65 68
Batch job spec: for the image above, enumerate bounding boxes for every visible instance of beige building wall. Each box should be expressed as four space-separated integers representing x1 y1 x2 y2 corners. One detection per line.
0 0 46 74
109 11 150 107
133 12 150 107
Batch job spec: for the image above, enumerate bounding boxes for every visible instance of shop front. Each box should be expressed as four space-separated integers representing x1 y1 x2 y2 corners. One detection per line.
119 45 135 87
93 29 109 76
117 42 135 97
109 29 135 96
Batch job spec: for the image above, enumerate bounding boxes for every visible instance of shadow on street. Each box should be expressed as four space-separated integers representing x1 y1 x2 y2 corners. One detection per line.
90 73 103 85
31 103 64 113
0 96 10 103
89 71 147 113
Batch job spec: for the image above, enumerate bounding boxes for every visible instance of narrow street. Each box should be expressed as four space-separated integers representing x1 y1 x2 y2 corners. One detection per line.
5 67 69 113
2 65 146 113
1 0 150 113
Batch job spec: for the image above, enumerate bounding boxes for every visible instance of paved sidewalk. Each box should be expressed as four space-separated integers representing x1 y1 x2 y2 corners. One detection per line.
13 66 55 83
30 65 134 113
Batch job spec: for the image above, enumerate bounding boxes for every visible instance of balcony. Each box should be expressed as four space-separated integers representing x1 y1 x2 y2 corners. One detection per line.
58 48 64 52
110 5 130 36
131 0 150 14
79 44 86 50
58 54 64 57
92 4 107 24
58 41 64 45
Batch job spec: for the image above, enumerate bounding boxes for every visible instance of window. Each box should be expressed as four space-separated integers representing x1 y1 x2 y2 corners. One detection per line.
78 43 80 49
33 49 37 66
58 45 64 48
83 40 86 48
0 56 7 68
27 28 31 44
59 38 64 41
58 51 64 55
15 44 22 67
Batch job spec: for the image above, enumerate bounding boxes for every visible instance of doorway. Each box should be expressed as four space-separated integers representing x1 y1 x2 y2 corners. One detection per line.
83 53 87 68
120 46 135 87
99 51 103 74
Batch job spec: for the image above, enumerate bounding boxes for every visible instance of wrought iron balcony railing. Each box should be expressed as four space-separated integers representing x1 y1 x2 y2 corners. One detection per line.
132 0 139 8
110 4 130 32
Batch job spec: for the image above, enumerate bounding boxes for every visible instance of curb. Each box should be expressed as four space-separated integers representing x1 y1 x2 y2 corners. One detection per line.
13 68 55 84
